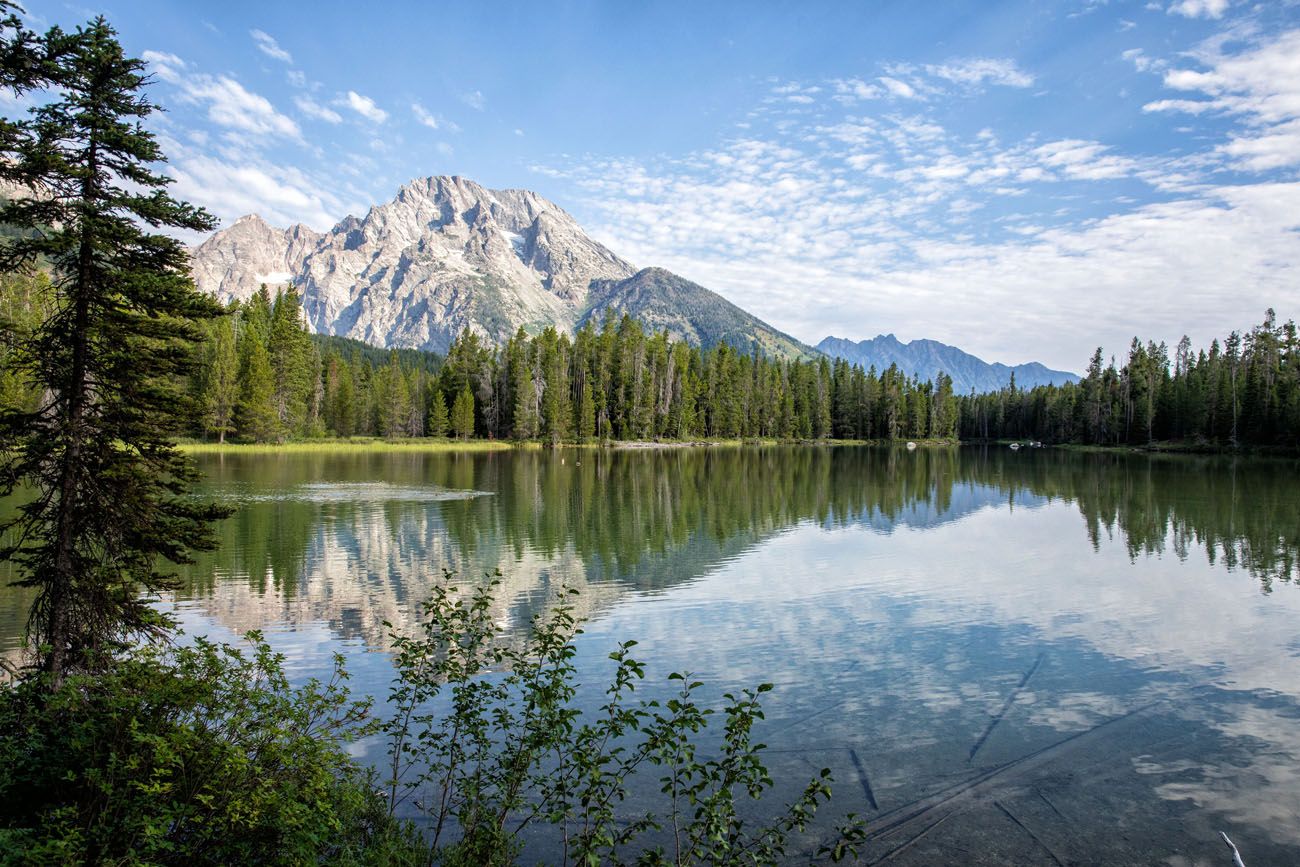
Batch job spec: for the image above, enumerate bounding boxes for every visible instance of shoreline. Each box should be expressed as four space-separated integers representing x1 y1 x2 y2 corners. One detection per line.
176 437 962 455
175 437 1297 457
965 439 1300 458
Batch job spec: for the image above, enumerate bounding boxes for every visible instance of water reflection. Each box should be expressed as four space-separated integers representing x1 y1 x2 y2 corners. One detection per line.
3 445 1300 863
170 446 1299 653
169 447 1022 649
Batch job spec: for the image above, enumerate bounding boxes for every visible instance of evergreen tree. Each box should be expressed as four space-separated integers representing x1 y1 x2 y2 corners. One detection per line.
379 353 412 438
509 328 538 440
451 385 475 440
333 360 357 437
0 19 227 679
577 379 596 441
267 287 312 435
539 327 570 444
201 312 238 443
428 388 450 438
236 332 279 442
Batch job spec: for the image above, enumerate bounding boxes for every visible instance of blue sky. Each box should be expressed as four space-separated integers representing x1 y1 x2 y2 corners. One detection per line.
16 0 1300 369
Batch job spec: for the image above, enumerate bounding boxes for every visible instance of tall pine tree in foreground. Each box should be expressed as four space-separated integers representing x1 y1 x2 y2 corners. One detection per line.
0 19 227 681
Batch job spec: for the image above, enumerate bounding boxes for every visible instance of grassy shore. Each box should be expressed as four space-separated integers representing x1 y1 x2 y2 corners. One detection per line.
176 436 960 454
176 437 519 455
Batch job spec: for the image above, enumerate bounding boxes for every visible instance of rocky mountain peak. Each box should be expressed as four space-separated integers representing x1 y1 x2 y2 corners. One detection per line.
190 176 640 350
189 213 320 302
188 174 813 359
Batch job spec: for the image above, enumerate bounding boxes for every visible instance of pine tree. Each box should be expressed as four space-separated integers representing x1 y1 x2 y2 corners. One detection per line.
451 386 475 440
267 287 312 436
509 328 538 440
577 379 596 441
405 367 425 437
379 354 411 438
202 312 238 443
0 19 227 679
333 362 357 437
539 327 570 444
237 332 279 442
428 388 450 438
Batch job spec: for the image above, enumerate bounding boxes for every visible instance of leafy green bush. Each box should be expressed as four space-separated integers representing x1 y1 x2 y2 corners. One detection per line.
0 636 419 866
0 578 866 865
380 573 867 865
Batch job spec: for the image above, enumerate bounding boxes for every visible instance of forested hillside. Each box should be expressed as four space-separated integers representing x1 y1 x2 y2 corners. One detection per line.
3 276 1293 449
959 310 1300 448
183 286 959 443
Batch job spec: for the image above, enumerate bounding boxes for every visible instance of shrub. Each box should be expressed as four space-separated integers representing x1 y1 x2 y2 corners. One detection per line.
381 573 867 865
0 636 419 866
0 577 867 865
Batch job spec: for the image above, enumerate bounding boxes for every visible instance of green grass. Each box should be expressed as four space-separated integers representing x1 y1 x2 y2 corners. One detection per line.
176 436 961 455
177 437 517 455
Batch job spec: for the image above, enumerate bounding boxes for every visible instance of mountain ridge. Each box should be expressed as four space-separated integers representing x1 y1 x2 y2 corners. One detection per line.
817 333 1079 394
189 175 814 359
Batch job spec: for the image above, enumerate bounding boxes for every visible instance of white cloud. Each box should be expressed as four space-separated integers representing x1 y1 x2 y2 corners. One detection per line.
173 156 339 230
340 90 388 124
1121 48 1161 74
460 90 485 111
408 103 460 134
144 50 300 142
295 95 342 124
925 58 1034 88
1032 139 1136 180
154 132 365 238
1143 28 1300 170
879 76 919 99
250 29 292 64
411 102 440 129
536 57 1297 371
1167 0 1229 19
1218 120 1300 171
830 78 883 102
142 49 186 80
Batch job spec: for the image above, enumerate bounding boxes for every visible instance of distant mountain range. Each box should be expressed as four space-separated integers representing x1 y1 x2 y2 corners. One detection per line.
187 174 1072 389
189 175 813 359
816 334 1079 394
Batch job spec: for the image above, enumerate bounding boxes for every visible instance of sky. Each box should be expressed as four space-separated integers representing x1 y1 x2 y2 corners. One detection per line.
13 0 1300 371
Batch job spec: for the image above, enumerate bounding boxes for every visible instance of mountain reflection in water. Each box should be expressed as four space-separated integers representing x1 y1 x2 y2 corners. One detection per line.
2 445 1299 864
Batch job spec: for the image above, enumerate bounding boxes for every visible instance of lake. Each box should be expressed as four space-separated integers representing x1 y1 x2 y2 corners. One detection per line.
3 444 1300 864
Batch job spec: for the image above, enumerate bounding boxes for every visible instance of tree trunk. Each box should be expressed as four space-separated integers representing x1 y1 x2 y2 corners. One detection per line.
48 141 98 683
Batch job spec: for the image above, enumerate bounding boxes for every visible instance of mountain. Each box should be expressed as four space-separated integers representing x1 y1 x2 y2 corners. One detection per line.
816 334 1078 394
189 176 814 358
582 267 814 358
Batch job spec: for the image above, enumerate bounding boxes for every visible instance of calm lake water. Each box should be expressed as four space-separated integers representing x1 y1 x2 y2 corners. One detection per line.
4 444 1300 864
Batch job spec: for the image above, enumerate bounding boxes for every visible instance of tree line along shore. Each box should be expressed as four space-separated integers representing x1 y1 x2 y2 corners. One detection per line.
10 275 1293 451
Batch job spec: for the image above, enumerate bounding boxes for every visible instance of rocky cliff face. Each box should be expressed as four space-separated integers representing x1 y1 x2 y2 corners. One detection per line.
190 214 322 303
190 176 638 352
